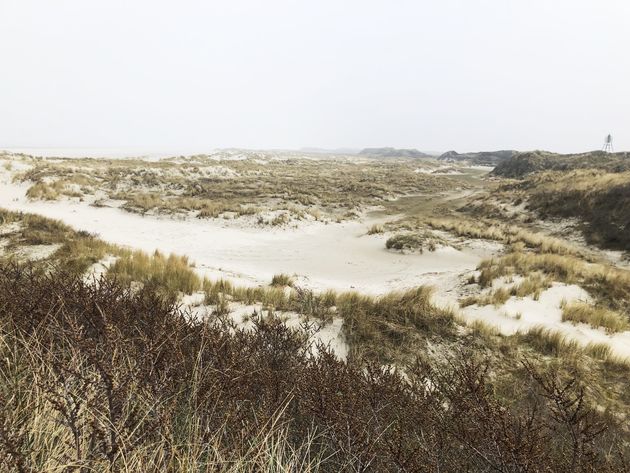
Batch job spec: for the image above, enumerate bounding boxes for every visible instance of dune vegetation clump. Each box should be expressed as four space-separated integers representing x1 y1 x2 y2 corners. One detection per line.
108 250 202 296
366 223 384 235
385 232 442 253
270 273 294 287
561 301 628 333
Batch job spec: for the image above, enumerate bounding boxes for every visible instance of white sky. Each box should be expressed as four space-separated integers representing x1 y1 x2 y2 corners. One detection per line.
1 0 629 153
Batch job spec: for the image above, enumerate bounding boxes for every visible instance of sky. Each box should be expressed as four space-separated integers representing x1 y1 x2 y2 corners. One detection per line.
1 0 629 154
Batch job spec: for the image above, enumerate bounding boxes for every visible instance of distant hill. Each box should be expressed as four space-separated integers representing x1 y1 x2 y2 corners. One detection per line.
300 147 361 155
358 147 434 158
438 150 516 166
491 150 630 178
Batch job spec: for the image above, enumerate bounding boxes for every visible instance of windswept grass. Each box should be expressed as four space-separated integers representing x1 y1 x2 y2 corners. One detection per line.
366 223 384 235
469 319 502 337
561 302 628 333
508 169 630 250
203 279 290 309
475 251 630 310
270 273 294 287
520 326 579 356
460 287 511 307
108 250 201 296
427 217 588 258
463 273 551 307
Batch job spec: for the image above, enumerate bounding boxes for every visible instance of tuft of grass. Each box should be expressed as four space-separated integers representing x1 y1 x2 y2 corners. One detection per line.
561 302 628 333
385 233 439 252
25 181 61 200
469 319 501 337
521 326 579 356
586 342 612 360
367 224 384 235
460 287 511 308
271 273 294 287
108 249 201 296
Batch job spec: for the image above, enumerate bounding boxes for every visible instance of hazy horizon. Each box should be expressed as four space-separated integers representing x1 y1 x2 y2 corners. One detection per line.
2 0 629 153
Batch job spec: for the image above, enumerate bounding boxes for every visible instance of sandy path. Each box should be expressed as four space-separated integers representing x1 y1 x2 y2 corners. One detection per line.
0 176 493 295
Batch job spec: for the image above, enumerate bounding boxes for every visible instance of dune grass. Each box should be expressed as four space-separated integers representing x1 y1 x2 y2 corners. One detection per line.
460 287 511 307
11 152 461 223
474 251 630 311
270 273 294 287
561 302 628 333
385 232 442 253
108 250 202 296
366 223 384 235
426 217 588 258
512 169 630 250
520 326 580 356
462 273 551 307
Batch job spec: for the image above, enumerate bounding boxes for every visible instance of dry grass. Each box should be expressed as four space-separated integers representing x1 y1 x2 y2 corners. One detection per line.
494 169 630 250
474 251 630 311
510 273 552 300
108 250 201 296
561 302 628 333
460 287 511 307
203 279 290 309
427 217 587 258
521 326 580 356
11 153 461 223
366 223 384 235
270 273 294 287
385 232 442 253
469 319 502 337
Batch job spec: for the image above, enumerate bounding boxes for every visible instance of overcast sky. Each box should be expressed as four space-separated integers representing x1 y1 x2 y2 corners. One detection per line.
1 0 629 153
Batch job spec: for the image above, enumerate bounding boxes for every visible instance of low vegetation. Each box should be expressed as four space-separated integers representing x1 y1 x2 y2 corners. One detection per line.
491 150 630 178
385 231 443 253
462 273 552 307
366 223 384 235
561 301 629 333
11 151 465 223
108 250 202 297
515 170 630 250
1 263 628 471
270 273 294 287
427 217 589 258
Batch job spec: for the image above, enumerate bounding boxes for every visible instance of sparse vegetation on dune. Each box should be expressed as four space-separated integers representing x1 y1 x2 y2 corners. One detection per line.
427 217 589 258
462 273 552 307
10 152 465 223
491 150 630 178
1 263 629 472
514 170 630 250
474 251 630 311
0 206 630 471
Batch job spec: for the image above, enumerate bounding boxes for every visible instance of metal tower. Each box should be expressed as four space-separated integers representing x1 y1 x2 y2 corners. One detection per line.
603 134 613 153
